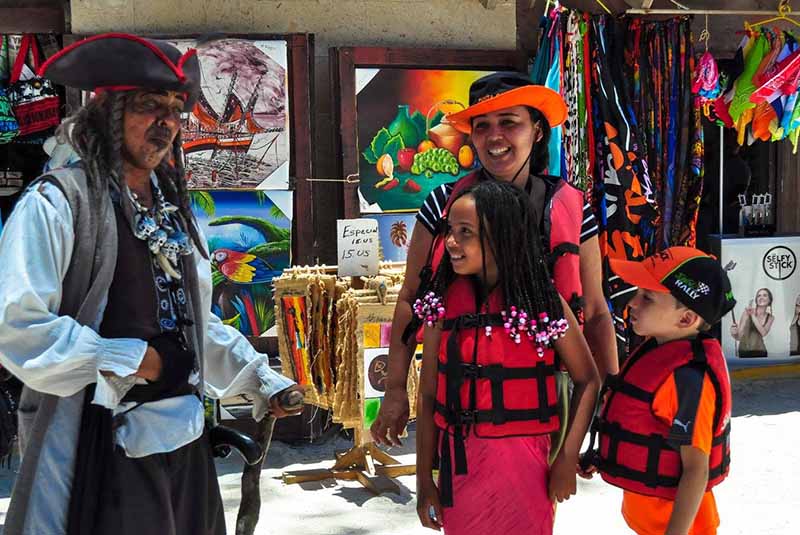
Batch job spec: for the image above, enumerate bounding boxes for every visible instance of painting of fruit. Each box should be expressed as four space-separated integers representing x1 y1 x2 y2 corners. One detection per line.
356 68 495 213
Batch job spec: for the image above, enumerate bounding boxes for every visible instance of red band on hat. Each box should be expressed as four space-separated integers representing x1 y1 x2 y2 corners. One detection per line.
38 32 186 84
175 48 197 84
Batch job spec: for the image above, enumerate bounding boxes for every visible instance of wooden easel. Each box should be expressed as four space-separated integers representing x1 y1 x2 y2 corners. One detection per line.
282 428 416 494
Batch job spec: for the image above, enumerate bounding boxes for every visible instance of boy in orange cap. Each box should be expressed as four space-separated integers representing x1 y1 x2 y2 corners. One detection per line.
581 246 736 535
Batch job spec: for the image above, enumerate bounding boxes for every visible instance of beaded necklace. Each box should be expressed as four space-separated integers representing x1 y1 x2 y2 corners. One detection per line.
127 178 193 280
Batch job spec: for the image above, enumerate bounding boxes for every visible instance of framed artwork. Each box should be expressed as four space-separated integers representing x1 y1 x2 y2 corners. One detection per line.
62 33 316 264
169 37 290 190
331 47 526 217
365 212 417 262
191 189 293 335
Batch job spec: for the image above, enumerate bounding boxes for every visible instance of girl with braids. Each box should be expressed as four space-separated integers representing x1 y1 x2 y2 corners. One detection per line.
372 72 616 449
0 34 303 535
415 180 600 534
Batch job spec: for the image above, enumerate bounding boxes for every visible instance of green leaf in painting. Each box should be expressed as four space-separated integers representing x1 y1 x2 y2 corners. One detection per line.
382 134 405 161
222 313 242 330
190 191 216 218
362 145 378 164
369 128 392 158
429 110 444 130
410 110 428 142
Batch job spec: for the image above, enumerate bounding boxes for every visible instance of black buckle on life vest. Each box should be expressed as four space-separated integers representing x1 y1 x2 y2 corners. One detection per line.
456 410 477 425
443 312 503 331
460 363 480 378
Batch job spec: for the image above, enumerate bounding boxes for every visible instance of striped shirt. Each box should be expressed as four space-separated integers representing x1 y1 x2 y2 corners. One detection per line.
416 182 599 243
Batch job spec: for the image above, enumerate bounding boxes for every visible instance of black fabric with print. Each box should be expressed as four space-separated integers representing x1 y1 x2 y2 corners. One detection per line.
665 364 705 451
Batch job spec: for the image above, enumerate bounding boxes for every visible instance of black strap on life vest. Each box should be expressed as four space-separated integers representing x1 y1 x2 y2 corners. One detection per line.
587 335 732 489
436 311 558 506
597 420 732 488
435 361 558 425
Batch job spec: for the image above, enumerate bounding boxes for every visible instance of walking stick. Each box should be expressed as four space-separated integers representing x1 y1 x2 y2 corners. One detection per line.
235 415 276 535
235 389 304 535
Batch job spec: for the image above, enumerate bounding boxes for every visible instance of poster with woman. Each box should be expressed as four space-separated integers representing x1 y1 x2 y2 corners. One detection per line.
716 235 800 363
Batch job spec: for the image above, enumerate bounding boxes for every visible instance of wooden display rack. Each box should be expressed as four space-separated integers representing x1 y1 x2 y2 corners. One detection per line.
282 428 416 494
274 264 418 494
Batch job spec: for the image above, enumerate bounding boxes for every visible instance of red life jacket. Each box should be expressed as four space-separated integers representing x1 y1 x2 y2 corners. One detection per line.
417 171 585 339
433 275 560 506
597 335 732 500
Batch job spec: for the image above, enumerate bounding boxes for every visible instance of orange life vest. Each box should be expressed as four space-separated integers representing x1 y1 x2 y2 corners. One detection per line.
597 335 732 499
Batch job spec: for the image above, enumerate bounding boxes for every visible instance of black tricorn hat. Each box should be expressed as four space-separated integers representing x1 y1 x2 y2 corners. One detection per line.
39 33 200 108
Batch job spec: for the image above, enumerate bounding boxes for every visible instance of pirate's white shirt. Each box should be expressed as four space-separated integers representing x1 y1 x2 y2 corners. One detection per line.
0 181 293 457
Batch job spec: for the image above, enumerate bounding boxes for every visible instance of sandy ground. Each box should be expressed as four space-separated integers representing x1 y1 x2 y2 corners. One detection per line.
1 377 798 534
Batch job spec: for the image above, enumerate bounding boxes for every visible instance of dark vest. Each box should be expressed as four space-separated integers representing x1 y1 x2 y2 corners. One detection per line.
99 202 162 341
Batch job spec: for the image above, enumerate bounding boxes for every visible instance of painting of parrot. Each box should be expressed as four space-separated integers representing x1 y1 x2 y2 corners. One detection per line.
212 248 276 284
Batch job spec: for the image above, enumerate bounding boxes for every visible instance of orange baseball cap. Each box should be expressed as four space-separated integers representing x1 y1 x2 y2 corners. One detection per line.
609 247 736 325
447 72 567 134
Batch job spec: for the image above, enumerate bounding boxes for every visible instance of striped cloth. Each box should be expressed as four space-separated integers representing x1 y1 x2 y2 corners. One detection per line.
416 182 599 243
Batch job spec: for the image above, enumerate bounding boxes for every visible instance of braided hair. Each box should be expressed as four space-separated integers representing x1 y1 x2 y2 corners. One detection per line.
430 179 563 322
58 90 206 257
528 107 551 175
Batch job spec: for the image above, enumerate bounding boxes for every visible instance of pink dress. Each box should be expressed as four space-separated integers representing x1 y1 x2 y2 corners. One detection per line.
440 432 554 535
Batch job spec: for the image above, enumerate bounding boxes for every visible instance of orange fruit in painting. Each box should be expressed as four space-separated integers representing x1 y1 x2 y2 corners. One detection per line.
458 145 474 168
376 154 394 178
418 140 436 153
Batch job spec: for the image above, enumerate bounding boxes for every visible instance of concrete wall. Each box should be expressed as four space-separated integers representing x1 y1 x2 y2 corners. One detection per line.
71 0 516 261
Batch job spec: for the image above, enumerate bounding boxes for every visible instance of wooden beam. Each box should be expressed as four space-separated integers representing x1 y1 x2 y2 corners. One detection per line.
0 7 64 34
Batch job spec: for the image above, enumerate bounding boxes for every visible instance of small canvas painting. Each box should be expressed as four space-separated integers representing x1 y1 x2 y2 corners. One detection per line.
356 68 494 213
365 212 417 262
171 38 290 190
363 345 390 429
191 190 293 335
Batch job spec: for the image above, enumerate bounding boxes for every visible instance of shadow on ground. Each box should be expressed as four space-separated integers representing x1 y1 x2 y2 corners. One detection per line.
731 377 800 417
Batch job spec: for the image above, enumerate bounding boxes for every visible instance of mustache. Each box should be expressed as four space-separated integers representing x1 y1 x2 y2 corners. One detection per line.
147 126 174 147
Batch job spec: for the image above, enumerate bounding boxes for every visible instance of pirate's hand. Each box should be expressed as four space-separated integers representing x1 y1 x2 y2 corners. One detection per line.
269 385 306 418
146 332 195 390
135 346 163 381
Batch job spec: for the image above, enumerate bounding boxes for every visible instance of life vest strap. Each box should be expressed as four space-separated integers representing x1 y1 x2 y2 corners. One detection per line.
437 360 556 424
605 375 655 404
551 242 580 257
437 361 555 380
435 401 559 426
442 313 504 331
599 420 732 489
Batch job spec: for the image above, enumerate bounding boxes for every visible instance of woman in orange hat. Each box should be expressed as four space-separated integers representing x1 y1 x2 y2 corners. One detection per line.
371 72 617 449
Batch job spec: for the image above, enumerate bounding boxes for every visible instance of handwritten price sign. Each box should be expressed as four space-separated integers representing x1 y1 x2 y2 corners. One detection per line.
337 219 379 277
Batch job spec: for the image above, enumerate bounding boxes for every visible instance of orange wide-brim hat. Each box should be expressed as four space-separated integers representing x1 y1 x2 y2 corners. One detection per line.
447 72 568 134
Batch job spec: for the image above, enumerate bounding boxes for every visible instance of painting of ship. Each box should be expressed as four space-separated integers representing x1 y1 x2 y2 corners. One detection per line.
172 38 290 190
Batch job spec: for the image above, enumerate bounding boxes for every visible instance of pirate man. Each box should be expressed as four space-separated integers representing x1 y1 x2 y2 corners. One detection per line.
0 33 303 535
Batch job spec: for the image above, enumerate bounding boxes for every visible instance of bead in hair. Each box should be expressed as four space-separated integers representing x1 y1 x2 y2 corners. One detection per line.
413 291 445 327
500 306 569 355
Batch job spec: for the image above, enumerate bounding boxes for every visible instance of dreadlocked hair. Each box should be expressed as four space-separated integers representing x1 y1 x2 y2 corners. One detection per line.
156 129 208 259
430 179 564 323
58 91 127 204
527 107 551 175
59 90 207 258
